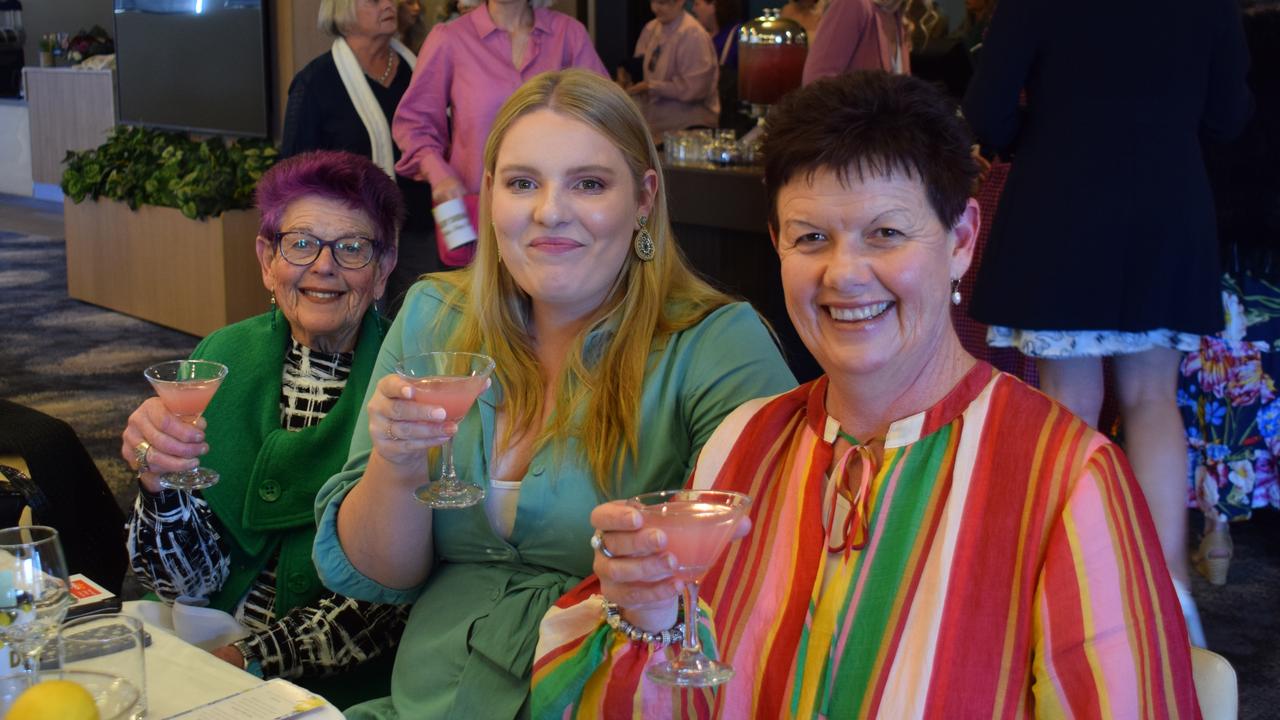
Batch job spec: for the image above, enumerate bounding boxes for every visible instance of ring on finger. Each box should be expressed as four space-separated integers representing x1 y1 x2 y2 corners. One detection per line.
134 440 152 474
385 421 400 442
590 529 616 559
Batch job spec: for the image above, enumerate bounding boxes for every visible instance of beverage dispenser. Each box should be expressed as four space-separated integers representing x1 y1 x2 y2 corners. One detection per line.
738 9 807 123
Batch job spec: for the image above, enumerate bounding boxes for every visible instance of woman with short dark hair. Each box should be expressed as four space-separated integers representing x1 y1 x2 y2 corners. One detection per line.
533 71 1199 718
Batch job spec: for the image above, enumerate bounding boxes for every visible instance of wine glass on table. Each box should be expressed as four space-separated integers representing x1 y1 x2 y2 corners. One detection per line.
143 360 228 490
395 351 495 509
0 526 71 687
631 489 751 688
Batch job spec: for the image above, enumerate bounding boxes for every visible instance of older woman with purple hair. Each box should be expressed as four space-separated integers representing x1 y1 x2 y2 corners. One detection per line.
120 150 406 709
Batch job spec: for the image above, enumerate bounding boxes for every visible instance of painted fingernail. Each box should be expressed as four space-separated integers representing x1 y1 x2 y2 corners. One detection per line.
429 408 446 420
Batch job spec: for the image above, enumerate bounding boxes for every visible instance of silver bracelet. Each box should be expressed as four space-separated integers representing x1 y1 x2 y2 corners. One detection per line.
600 597 684 647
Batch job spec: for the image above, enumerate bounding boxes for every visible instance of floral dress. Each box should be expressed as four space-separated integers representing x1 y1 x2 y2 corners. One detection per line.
1179 274 1280 521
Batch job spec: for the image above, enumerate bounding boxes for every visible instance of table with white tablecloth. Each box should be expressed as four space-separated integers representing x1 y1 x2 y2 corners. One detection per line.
121 601 342 719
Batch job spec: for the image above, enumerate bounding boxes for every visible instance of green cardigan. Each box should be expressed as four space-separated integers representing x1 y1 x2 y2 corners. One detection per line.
194 309 387 617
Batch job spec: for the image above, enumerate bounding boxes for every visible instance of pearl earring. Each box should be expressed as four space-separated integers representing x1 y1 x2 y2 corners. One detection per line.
950 279 962 306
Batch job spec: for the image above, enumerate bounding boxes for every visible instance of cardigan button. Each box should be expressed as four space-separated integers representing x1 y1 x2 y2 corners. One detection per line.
287 573 311 594
259 480 282 502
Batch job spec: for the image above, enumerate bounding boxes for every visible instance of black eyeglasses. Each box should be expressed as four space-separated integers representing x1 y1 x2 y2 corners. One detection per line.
274 231 379 269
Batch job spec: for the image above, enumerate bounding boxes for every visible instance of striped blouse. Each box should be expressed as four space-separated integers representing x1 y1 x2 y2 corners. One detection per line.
532 364 1199 718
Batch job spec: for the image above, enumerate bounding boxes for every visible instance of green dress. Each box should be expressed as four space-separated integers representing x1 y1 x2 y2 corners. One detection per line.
313 280 795 719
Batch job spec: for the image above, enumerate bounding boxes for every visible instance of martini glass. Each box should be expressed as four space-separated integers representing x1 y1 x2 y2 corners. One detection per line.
395 351 495 509
632 489 751 688
143 360 228 490
0 526 71 688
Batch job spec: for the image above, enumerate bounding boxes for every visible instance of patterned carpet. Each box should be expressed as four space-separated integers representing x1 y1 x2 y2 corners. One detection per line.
1 220 1277 715
0 227 199 515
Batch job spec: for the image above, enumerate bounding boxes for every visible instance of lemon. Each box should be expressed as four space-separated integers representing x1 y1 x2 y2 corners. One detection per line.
4 679 99 720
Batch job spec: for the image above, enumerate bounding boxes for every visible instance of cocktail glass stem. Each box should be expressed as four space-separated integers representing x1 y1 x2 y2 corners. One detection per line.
413 435 484 507
680 580 702 657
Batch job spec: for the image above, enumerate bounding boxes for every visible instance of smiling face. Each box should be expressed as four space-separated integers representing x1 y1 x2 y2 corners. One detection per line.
349 0 397 39
773 168 977 386
257 195 395 353
651 0 686 25
487 108 657 324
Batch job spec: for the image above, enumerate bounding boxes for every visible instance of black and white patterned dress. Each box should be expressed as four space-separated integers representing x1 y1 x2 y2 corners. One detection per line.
126 339 408 680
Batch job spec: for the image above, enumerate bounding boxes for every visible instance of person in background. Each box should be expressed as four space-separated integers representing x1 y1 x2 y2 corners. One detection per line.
780 0 823 39
121 152 407 710
963 0 1252 647
623 0 720 136
313 69 795 719
397 0 426 53
533 71 1200 719
802 0 909 84
281 0 433 315
692 0 749 133
392 0 606 268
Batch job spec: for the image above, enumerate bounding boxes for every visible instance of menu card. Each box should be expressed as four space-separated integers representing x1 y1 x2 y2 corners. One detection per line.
166 679 327 719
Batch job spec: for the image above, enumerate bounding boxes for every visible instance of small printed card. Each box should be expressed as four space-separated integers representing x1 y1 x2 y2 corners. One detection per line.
68 573 115 604
166 679 327 719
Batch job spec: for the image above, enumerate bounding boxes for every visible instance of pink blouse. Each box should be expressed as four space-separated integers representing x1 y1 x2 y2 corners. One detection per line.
802 0 910 85
391 5 607 194
634 12 720 136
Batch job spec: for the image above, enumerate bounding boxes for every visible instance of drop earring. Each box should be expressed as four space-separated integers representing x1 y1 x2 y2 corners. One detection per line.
950 279 962 306
633 215 654 262
270 292 278 329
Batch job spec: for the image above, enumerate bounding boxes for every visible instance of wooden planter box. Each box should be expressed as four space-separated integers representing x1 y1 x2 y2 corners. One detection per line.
64 198 264 337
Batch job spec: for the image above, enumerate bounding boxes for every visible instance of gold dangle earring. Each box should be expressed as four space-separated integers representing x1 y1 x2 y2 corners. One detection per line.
270 292 278 329
633 215 654 261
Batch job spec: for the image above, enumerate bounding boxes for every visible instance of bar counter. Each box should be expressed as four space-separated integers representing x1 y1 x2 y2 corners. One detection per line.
664 161 821 382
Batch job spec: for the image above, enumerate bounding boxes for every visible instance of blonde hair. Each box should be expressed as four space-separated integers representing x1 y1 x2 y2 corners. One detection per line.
433 69 735 496
318 0 358 36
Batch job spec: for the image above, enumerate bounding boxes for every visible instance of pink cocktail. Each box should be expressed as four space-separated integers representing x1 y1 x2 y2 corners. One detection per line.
152 381 220 423
403 375 488 423
395 352 496 509
639 501 741 582
144 360 228 490
633 489 752 688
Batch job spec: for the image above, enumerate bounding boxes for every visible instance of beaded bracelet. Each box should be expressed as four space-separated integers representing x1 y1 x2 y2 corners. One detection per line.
600 597 685 647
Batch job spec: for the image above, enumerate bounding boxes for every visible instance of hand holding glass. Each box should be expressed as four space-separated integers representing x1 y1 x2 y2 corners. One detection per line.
0 526 71 685
143 360 228 490
631 489 751 687
395 352 495 509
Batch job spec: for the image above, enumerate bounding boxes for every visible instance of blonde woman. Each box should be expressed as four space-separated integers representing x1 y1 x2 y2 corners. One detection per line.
313 69 795 719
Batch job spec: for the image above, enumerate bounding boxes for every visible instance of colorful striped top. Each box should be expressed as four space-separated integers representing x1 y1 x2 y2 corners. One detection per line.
532 364 1200 718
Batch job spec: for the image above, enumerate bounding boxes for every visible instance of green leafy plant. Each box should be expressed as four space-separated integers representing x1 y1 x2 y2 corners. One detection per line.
61 126 278 220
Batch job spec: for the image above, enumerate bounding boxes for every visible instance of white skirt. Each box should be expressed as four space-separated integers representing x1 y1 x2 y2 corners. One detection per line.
987 325 1201 359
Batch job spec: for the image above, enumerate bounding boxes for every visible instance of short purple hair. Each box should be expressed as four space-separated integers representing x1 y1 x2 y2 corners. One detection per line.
256 150 406 251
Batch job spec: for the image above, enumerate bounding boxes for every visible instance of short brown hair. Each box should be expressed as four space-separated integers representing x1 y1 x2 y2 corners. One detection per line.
763 71 978 231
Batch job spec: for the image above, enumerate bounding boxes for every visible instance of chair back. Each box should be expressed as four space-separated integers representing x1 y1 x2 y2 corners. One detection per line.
1191 646 1238 720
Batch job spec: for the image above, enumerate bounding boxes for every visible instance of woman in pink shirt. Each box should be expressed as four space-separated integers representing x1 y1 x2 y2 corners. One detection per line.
626 0 720 137
392 0 606 265
802 0 910 85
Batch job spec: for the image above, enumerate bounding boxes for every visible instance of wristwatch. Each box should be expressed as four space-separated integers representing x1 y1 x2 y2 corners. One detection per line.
232 638 264 678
